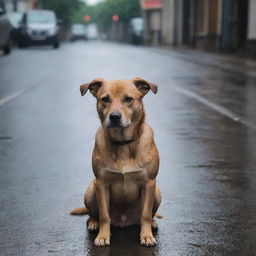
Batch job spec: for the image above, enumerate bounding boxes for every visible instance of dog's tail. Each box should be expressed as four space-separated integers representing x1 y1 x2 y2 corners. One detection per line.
154 213 163 219
70 206 89 215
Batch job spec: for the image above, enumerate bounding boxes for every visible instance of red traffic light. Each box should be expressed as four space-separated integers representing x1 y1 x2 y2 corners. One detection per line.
112 15 119 22
84 15 91 22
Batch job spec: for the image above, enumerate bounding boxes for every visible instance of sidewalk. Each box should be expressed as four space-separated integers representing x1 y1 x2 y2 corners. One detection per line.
150 46 256 79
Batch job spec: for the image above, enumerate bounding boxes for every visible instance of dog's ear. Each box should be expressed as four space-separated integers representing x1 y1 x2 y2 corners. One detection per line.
80 78 104 97
132 77 158 97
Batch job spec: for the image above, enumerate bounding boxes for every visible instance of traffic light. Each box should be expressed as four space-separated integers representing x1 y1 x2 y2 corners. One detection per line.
112 15 119 22
84 15 91 22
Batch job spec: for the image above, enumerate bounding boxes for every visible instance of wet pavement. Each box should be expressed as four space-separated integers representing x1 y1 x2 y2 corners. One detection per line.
0 41 256 256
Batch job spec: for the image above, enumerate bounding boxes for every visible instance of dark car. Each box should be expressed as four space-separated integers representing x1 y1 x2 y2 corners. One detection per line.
70 24 87 41
7 11 22 45
0 3 12 54
18 10 60 48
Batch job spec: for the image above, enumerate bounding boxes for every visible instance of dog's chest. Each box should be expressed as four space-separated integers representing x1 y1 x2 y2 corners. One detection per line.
103 167 146 205
103 166 147 184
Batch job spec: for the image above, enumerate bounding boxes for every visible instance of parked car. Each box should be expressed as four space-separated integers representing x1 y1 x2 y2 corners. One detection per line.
0 3 12 54
70 24 87 41
86 24 99 40
18 10 60 48
129 17 144 45
7 11 22 45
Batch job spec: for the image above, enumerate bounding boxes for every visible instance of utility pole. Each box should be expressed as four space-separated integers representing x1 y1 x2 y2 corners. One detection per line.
12 0 17 11
30 0 40 9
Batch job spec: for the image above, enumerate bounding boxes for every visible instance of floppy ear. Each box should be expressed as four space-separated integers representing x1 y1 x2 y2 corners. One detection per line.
132 77 158 97
80 78 104 97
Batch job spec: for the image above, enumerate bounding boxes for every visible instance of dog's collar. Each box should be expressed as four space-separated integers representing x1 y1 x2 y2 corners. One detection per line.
110 137 138 146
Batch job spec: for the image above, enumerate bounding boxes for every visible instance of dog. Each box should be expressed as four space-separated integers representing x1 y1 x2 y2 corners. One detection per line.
71 78 162 247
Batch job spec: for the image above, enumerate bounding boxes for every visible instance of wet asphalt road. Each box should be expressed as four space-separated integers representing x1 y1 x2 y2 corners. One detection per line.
0 41 256 256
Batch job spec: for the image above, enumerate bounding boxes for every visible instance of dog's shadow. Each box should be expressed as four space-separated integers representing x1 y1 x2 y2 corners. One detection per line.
84 225 159 256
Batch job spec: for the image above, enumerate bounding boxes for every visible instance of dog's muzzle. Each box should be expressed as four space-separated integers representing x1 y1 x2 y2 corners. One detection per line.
105 111 131 128
106 111 122 127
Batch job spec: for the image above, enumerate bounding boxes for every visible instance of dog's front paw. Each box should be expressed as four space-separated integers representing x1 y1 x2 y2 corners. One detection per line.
140 234 157 246
94 234 110 247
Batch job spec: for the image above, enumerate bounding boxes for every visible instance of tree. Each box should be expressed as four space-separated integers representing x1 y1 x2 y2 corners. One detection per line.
92 0 141 31
71 3 94 24
41 0 82 25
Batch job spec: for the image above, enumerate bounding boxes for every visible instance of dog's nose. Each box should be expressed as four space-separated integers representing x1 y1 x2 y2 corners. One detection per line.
109 112 121 124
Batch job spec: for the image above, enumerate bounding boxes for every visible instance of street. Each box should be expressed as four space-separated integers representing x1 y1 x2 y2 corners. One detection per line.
1 41 256 256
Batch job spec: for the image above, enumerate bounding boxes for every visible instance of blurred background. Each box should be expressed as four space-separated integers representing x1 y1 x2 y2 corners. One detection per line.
1 1 256 256
0 0 256 53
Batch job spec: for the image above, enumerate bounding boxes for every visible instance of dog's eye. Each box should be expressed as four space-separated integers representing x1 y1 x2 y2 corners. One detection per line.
124 96 134 103
101 96 110 103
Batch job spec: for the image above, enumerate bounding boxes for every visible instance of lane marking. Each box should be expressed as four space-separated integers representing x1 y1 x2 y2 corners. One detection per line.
0 91 23 107
0 62 59 107
173 86 256 131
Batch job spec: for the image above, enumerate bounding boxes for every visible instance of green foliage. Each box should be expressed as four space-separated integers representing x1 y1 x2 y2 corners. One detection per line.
42 0 141 30
71 4 95 25
91 0 141 31
41 0 82 25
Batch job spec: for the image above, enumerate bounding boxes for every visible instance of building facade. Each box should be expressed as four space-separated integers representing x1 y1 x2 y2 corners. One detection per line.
141 0 162 45
5 0 39 12
143 0 256 55
247 0 256 55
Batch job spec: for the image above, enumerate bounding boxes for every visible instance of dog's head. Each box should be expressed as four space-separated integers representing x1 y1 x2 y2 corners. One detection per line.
80 78 158 142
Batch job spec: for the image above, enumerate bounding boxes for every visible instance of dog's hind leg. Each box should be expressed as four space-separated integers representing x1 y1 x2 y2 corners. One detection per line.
87 217 99 232
152 184 161 215
151 184 162 230
70 179 100 231
84 179 100 231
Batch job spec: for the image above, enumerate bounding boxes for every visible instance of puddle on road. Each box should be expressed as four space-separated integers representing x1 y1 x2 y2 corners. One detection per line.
0 136 12 140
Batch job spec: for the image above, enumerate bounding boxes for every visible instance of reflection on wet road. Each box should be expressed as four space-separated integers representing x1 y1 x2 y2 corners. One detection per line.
0 41 256 256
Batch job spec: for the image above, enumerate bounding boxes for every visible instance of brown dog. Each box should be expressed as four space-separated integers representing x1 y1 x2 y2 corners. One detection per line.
71 78 161 247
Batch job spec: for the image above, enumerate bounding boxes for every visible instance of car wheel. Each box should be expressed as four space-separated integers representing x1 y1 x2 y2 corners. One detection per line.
53 40 60 49
3 38 11 55
18 38 28 48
